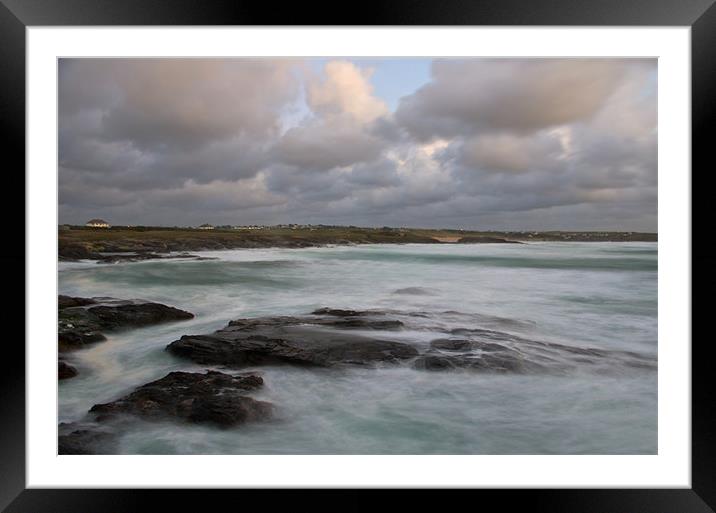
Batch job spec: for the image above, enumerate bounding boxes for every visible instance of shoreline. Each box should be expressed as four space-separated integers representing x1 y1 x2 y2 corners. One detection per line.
58 227 658 262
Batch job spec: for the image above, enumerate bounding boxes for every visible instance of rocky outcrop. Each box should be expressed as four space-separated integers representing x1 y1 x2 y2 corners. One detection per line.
167 310 418 368
59 370 272 454
58 360 78 380
90 370 272 428
418 337 551 373
168 308 656 375
85 302 194 330
59 296 194 351
58 422 117 455
414 352 549 373
58 244 99 261
421 328 657 374
58 296 97 309
58 241 215 263
58 296 194 379
430 339 509 352
311 307 370 317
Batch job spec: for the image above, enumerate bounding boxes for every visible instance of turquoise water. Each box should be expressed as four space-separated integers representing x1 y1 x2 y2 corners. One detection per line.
58 242 657 454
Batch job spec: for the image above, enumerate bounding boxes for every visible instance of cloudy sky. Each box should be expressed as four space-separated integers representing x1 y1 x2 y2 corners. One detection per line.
59 58 657 231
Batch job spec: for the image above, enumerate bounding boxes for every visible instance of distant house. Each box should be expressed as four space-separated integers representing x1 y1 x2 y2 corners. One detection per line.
86 219 110 228
198 223 215 230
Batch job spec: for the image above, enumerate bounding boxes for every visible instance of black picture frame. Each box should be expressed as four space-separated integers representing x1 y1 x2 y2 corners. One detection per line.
2 0 712 511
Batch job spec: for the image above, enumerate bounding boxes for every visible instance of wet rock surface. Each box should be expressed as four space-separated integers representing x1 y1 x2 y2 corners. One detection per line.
168 310 418 368
58 296 97 309
58 240 219 263
58 295 194 380
90 370 272 428
168 308 656 375
59 295 194 351
421 324 657 374
58 422 117 455
59 371 272 454
85 302 194 330
58 360 78 380
414 352 550 373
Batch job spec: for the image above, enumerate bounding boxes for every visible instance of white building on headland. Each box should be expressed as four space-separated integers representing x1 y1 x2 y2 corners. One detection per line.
86 219 110 228
198 223 215 230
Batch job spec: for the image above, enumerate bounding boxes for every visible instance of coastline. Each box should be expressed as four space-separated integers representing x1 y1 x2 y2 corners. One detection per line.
58 226 658 262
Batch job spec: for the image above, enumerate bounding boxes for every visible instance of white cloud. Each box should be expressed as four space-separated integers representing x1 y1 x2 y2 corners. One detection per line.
307 60 388 123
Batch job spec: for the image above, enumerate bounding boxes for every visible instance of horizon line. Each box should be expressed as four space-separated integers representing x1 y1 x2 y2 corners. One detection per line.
58 223 657 234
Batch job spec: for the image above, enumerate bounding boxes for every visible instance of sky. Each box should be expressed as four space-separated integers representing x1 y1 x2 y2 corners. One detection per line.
58 58 657 231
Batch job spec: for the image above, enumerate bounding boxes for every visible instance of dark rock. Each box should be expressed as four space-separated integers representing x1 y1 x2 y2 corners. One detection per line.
413 353 548 373
58 329 107 350
430 338 514 353
58 244 100 261
94 252 208 264
169 331 418 368
322 318 404 330
90 370 272 428
58 296 194 351
310 309 402 329
227 313 402 331
227 316 308 330
95 252 163 263
167 307 655 376
311 308 370 317
59 360 78 380
87 302 194 330
58 423 116 454
58 305 109 349
449 327 518 340
430 339 474 351
168 311 418 368
413 355 460 370
59 295 97 309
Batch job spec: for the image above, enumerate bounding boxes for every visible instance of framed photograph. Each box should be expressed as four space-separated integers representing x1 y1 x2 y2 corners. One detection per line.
3 0 712 510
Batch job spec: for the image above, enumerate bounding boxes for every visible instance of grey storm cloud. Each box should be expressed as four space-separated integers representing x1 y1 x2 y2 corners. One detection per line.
59 58 657 231
396 58 658 225
59 59 299 191
276 118 385 171
346 159 403 187
61 59 298 148
459 132 564 173
395 58 653 140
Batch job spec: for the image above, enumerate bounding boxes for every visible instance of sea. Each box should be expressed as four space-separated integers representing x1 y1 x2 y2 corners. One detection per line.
58 242 657 454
